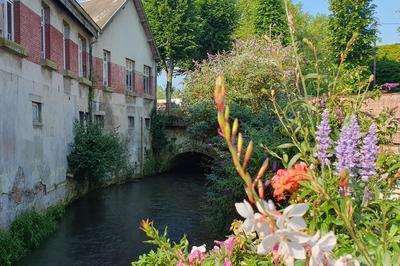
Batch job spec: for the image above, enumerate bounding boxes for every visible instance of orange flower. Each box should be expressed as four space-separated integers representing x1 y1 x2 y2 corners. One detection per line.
271 163 309 201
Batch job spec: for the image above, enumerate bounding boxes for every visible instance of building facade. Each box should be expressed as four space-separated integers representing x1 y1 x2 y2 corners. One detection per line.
81 0 159 169
0 0 158 228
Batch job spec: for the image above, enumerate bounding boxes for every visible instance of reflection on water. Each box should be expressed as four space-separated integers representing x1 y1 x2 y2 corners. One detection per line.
19 173 210 266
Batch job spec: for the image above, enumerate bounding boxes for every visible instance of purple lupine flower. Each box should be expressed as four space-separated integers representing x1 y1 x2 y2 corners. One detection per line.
335 116 361 175
359 124 379 182
314 109 332 168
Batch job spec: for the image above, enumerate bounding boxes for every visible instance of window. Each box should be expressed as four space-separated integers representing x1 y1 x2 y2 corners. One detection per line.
32 102 42 124
1 0 14 41
143 66 151 94
40 3 50 59
128 116 135 129
79 111 89 126
63 22 70 70
78 36 87 77
125 59 135 91
145 117 150 130
103 50 110 86
94 114 104 128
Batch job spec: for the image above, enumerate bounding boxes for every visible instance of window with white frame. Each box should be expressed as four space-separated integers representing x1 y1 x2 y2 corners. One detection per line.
1 0 14 41
103 50 110 86
40 3 50 59
63 22 70 70
32 102 42 124
143 66 150 95
126 59 135 91
94 114 104 128
78 36 87 77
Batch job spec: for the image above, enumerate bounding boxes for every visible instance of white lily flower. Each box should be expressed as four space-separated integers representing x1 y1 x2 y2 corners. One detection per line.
256 199 276 215
309 231 337 266
257 229 309 265
235 200 256 234
235 200 271 237
334 255 360 266
277 203 308 230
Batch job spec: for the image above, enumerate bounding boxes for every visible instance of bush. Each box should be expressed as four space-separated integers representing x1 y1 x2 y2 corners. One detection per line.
67 122 130 180
374 60 400 85
0 230 25 266
10 211 56 249
0 204 65 265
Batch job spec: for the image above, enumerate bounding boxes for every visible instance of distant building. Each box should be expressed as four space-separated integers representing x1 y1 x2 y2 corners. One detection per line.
0 0 158 228
81 0 159 168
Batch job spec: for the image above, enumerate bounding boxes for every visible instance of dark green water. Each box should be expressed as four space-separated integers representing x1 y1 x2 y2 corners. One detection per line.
18 173 210 266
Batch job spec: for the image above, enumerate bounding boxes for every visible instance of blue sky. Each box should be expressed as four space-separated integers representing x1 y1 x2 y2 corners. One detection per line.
159 0 400 89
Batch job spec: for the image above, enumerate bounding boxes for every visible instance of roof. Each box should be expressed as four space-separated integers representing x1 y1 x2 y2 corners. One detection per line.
80 0 160 60
56 0 101 36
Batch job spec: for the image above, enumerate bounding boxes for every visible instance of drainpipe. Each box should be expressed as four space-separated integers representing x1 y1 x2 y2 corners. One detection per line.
88 37 96 124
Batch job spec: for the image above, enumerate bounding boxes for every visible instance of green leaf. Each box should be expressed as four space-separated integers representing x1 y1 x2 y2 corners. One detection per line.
288 153 302 168
277 143 295 149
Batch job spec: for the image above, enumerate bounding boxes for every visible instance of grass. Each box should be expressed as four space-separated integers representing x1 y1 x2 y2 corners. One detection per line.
0 204 65 266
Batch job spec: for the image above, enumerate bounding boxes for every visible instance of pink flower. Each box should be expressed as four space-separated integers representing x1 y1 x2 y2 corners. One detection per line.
188 245 207 265
215 237 237 256
224 258 232 266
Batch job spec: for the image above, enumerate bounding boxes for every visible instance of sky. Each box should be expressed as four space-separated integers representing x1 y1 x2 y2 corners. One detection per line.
159 0 400 89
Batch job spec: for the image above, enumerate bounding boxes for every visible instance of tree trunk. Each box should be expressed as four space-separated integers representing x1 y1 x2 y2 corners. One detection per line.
166 60 174 114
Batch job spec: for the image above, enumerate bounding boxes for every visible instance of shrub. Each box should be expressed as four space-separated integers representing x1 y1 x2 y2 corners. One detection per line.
67 122 130 180
0 230 25 266
374 60 400 85
10 211 56 249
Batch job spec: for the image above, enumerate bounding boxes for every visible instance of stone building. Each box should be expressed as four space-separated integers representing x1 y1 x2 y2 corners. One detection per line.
0 0 158 228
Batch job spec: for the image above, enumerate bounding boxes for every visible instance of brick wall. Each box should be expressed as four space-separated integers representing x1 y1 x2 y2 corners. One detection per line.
49 25 63 73
14 1 41 64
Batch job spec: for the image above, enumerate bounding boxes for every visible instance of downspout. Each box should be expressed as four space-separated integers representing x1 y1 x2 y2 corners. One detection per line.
88 36 96 124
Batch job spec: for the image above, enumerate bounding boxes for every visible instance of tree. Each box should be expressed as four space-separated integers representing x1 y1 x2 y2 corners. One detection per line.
143 0 198 112
254 0 289 43
195 0 238 58
328 0 378 66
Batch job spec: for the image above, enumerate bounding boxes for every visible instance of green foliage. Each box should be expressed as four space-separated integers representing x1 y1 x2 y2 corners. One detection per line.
0 205 65 265
0 230 25 266
150 111 169 155
184 38 296 111
328 0 378 66
10 211 56 249
195 0 238 58
254 0 289 43
374 60 400 85
67 122 130 180
377 44 400 62
143 0 198 71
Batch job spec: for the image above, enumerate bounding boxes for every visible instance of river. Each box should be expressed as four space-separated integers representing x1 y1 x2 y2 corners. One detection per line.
18 172 211 266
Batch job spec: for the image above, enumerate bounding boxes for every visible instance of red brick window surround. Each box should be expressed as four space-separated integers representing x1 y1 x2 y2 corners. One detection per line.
40 2 50 59
78 36 87 77
63 22 70 70
126 58 135 91
103 49 110 86
1 0 15 41
143 65 151 95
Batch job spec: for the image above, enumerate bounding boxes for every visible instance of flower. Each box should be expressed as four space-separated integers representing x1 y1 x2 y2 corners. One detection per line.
276 203 308 231
188 245 207 265
314 109 332 168
235 200 271 237
335 116 361 176
308 231 337 266
271 163 309 201
257 229 309 265
214 237 237 256
224 258 232 266
334 255 360 266
359 124 379 182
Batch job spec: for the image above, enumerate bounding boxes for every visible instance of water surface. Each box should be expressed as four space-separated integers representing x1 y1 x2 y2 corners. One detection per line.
19 173 209 266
